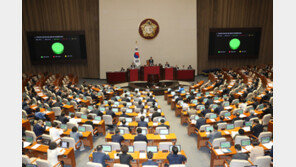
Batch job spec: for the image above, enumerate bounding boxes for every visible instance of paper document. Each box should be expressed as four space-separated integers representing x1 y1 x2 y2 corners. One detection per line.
231 131 238 138
263 142 273 149
160 135 166 139
139 152 147 159
224 106 233 110
239 114 247 118
23 141 31 148
224 131 230 135
245 145 254 151
215 149 224 155
75 119 82 123
31 144 41 149
222 149 231 153
93 120 101 124
210 119 216 122
242 127 251 132
214 100 220 103
153 122 158 126
241 148 248 153
191 120 197 124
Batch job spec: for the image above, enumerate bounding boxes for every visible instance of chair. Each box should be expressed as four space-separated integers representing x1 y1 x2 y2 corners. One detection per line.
62 98 69 104
158 142 173 151
250 117 259 123
61 137 82 151
229 159 251 167
196 105 205 110
36 159 61 167
153 116 164 122
86 96 93 104
205 113 215 119
232 109 243 115
119 117 126 122
113 164 129 167
136 127 148 134
155 127 168 134
70 101 78 110
103 115 114 126
25 130 37 142
234 135 250 145
67 122 78 129
169 165 186 167
118 127 130 134
75 112 83 117
22 155 38 165
88 113 97 119
217 122 227 130
234 120 244 128
211 137 227 149
253 156 271 167
41 134 54 142
52 107 62 117
53 120 62 127
134 141 147 152
86 162 103 167
258 132 272 143
232 99 239 105
262 114 272 126
108 142 121 151
199 125 211 132
219 110 228 116
83 124 97 136
22 110 28 119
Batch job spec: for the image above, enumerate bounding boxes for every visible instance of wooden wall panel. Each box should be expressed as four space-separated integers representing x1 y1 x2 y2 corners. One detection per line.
22 0 100 78
196 0 273 73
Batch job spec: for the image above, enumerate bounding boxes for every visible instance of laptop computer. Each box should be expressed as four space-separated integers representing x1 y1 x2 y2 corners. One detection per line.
241 139 251 147
203 98 208 103
191 99 197 104
224 112 231 117
237 109 244 114
261 136 271 144
257 104 264 110
214 96 219 101
181 90 186 94
220 141 231 149
61 141 69 148
205 126 214 132
78 126 86 132
226 124 234 130
26 136 33 143
169 145 181 152
196 93 201 97
128 146 134 153
42 139 51 146
102 145 112 153
146 146 158 153
159 129 169 135
224 102 230 107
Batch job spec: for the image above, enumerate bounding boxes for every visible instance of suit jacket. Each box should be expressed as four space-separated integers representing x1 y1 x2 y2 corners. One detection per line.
58 116 69 124
33 124 46 138
167 153 187 165
111 134 124 145
195 118 206 129
106 110 115 118
92 151 110 167
134 134 148 143
208 131 222 144
251 124 264 137
151 112 161 121
85 120 95 129
138 121 148 128
232 152 249 160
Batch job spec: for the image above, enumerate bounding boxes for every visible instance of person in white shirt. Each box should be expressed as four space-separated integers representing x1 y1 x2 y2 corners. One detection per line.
68 114 79 127
49 122 64 144
249 139 264 163
47 141 65 167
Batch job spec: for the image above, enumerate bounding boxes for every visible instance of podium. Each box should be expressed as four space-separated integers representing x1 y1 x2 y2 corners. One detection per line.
140 66 161 81
164 67 175 80
128 69 139 81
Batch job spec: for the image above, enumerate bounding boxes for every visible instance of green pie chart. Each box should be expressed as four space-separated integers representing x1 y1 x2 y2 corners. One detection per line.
51 42 64 54
229 38 240 50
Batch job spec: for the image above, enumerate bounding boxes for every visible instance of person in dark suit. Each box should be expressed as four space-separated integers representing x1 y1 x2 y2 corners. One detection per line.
138 116 148 128
122 94 130 102
148 57 154 66
208 124 222 145
136 101 145 109
58 112 69 124
197 98 204 106
166 146 187 165
106 106 115 118
91 105 103 116
85 115 95 129
147 96 156 103
245 110 257 122
92 145 110 167
111 128 124 145
187 92 196 102
214 104 224 115
119 119 131 132
232 112 241 123
151 107 161 121
119 145 133 167
175 96 183 104
33 120 46 140
217 115 225 124
157 119 169 129
120 109 131 118
195 113 206 130
201 104 211 117
134 128 148 143
232 144 249 160
251 119 264 137
142 151 158 166
262 103 273 116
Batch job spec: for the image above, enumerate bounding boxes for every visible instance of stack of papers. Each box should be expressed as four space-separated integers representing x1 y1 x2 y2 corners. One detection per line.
206 132 210 136
242 127 251 132
224 106 233 110
241 148 248 153
231 131 238 138
31 144 41 149
75 119 82 123
222 149 231 153
245 145 254 151
93 120 101 124
160 135 166 139
214 149 224 155
153 122 158 126
210 119 216 122
139 152 147 158
23 141 31 148
262 142 273 149
214 100 220 103
224 131 230 135
191 120 197 124
239 114 247 118
57 148 64 152
76 99 81 102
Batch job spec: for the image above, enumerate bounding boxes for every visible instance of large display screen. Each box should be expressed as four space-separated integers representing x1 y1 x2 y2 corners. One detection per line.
208 28 261 59
27 31 87 64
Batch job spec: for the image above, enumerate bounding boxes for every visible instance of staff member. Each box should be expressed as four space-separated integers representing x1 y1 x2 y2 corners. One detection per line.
166 146 187 165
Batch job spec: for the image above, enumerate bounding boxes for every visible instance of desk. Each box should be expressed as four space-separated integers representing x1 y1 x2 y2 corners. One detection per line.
78 119 106 135
176 70 195 81
128 69 139 81
141 66 161 81
105 133 177 146
116 121 170 133
24 142 76 167
106 71 127 84
164 67 175 80
22 119 31 131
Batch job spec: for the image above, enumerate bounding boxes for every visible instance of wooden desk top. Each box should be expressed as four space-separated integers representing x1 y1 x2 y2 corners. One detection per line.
45 127 92 138
25 142 73 155
116 121 170 127
105 133 177 140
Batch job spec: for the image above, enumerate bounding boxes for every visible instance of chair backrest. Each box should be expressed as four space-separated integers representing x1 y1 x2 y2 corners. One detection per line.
205 113 214 119
86 162 103 167
75 112 83 118
147 102 153 106
108 142 121 151
217 123 227 130
234 120 244 128
113 164 129 167
118 127 130 134
219 110 228 116
136 127 148 134
199 124 211 131
258 132 272 143
134 141 147 152
262 114 272 126
66 122 77 130
229 159 251 167
62 137 76 150
70 101 78 109
62 99 68 104
212 137 227 148
25 130 36 142
53 120 62 127
83 124 94 135
52 107 62 117
42 134 53 141
135 108 141 113
36 159 52 167
143 165 158 167
232 109 243 115
22 155 31 165
232 99 239 105
22 110 27 119
88 113 97 119
234 135 250 145
103 115 113 125
158 142 173 151
250 117 259 122
86 96 92 103
155 127 168 134
253 156 271 167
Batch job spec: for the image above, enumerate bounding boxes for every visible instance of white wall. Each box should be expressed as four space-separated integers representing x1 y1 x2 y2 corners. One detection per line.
100 0 197 79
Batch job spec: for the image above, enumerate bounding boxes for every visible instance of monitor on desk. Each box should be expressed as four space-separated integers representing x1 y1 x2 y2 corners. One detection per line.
103 100 108 104
94 116 101 121
61 124 67 130
197 105 205 110
186 94 190 98
128 146 134 153
126 108 133 113
220 141 231 149
223 95 228 98
114 101 120 106
196 93 201 97
224 101 230 107
205 92 210 96
209 114 217 119
141 129 147 135
81 114 87 119
206 126 214 132
224 112 231 117
125 117 132 123
61 141 69 148
66 102 71 105
181 90 186 94
144 118 149 122
159 129 169 135
102 145 112 152
69 113 75 117
126 102 132 106
237 109 244 114
214 96 219 101
261 136 271 144
194 115 199 120
226 124 234 130
88 106 93 110
169 145 181 152
112 108 119 113
45 121 52 127
119 129 125 135
211 104 218 110
192 99 198 104
78 126 86 132
241 139 251 146
203 98 208 103
245 121 252 127
83 97 87 100
146 146 158 153
42 139 51 146
26 165 38 167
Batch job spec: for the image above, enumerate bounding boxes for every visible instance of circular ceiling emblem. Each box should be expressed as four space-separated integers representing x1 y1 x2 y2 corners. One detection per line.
139 18 159 39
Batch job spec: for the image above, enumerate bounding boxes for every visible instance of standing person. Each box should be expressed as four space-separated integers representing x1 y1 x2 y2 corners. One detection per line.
166 146 187 165
148 57 154 66
249 140 264 163
118 145 133 167
49 122 63 144
70 126 84 151
33 120 46 140
92 145 111 167
47 141 65 167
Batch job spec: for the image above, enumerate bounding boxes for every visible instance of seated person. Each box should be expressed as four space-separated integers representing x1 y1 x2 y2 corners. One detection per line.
166 146 187 165
33 120 46 139
147 96 156 103
91 105 103 117
119 145 133 167
122 94 131 102
195 113 206 130
134 128 148 143
249 139 264 163
92 145 111 167
201 104 211 117
164 62 170 68
208 124 222 146
106 106 116 118
58 112 69 124
137 109 146 118
34 108 47 120
251 119 263 137
138 116 148 128
85 115 95 129
111 128 124 145
69 114 79 127
151 107 161 121
232 112 241 123
188 65 193 69
119 119 131 132
49 122 63 144
232 144 249 160
157 119 169 129
142 151 158 166
70 126 84 151
214 104 224 115
217 115 225 123
136 101 145 109
245 110 256 122
233 129 245 140
120 109 131 118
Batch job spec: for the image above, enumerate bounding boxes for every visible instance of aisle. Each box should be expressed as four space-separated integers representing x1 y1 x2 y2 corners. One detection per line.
155 95 211 167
